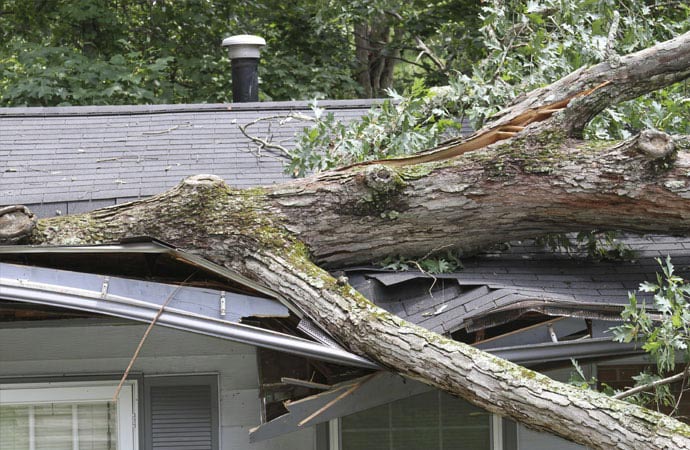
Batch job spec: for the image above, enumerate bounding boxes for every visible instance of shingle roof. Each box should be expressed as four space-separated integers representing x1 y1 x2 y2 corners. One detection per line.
3 99 688 346
345 234 690 335
0 100 383 217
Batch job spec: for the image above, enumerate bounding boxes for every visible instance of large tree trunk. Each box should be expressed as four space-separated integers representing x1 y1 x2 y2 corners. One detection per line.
8 31 690 450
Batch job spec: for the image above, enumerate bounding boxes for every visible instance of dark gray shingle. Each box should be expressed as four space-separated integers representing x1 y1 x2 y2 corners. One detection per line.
346 235 690 334
1 100 387 216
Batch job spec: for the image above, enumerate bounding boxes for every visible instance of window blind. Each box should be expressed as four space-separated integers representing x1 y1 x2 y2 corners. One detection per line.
0 401 117 450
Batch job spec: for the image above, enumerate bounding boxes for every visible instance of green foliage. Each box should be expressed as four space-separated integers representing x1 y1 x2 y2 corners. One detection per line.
0 0 362 106
0 39 175 106
626 370 676 411
610 257 690 412
571 255 690 413
568 358 596 390
612 256 690 373
567 358 674 411
535 230 636 261
379 250 463 274
567 358 617 395
288 81 463 175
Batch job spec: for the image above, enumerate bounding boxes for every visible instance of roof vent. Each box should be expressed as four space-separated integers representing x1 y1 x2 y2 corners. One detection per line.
222 34 266 103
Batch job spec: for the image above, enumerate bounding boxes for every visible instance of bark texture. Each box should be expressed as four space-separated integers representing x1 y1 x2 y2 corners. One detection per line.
10 31 690 450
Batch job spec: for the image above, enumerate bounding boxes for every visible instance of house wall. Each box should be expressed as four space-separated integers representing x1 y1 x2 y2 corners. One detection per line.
515 425 586 450
0 320 315 450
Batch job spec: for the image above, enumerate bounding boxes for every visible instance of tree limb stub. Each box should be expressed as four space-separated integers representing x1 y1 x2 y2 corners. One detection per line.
0 205 36 243
637 129 675 160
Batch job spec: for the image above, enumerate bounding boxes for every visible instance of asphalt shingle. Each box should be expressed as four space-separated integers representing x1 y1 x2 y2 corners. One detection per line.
346 234 690 334
1 100 386 216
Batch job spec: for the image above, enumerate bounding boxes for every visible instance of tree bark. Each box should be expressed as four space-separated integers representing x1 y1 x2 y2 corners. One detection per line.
9 31 690 450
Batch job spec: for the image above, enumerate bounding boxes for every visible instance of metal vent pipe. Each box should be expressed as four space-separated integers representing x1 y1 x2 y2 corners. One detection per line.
222 34 266 103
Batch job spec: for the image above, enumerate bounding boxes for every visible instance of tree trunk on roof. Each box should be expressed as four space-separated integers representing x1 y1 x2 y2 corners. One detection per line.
7 31 690 450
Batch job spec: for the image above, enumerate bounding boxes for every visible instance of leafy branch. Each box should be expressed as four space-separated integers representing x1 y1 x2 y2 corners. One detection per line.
609 256 690 413
535 231 636 261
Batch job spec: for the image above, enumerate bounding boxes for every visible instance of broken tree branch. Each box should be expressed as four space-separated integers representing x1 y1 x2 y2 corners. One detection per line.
112 273 196 401
238 113 315 159
613 365 690 400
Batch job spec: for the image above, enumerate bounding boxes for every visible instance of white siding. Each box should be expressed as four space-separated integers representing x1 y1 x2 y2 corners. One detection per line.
0 321 315 450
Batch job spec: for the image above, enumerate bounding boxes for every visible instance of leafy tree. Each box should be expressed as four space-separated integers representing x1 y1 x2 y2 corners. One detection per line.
611 257 690 414
287 0 690 176
0 0 362 105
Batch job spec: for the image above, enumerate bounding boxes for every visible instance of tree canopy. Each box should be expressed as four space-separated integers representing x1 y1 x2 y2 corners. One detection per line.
2 0 687 113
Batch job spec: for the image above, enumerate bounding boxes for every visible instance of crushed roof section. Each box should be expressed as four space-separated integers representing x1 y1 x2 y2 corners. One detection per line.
0 261 377 369
2 99 436 216
346 234 690 334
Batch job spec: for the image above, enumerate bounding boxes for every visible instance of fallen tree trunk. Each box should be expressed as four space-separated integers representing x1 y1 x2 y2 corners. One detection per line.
7 30 690 450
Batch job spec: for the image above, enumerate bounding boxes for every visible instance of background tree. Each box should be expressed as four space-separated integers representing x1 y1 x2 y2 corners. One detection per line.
2 0 687 108
0 0 361 104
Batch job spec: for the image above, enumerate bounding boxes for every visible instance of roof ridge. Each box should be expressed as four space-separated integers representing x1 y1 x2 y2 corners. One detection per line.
0 99 384 118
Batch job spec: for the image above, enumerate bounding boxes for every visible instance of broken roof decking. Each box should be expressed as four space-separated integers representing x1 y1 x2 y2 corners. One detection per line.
346 234 690 336
0 100 393 216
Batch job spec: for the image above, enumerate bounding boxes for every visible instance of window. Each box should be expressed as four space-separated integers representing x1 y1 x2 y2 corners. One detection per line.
0 381 138 450
339 390 493 450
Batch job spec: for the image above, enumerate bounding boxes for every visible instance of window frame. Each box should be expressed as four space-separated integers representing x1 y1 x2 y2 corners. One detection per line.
328 391 505 450
0 379 139 450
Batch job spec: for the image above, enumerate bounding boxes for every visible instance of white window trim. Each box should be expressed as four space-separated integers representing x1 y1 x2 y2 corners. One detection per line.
0 380 138 450
492 414 503 450
329 418 341 450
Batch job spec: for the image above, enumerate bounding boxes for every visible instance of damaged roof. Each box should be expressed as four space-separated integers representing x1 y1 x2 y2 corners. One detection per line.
0 98 683 366
0 240 378 369
346 234 690 338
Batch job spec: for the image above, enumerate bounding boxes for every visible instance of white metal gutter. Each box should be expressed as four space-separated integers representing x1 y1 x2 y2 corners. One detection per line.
0 263 378 370
0 240 299 315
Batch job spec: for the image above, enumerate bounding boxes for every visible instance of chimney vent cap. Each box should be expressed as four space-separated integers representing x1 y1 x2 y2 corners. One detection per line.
222 34 266 59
